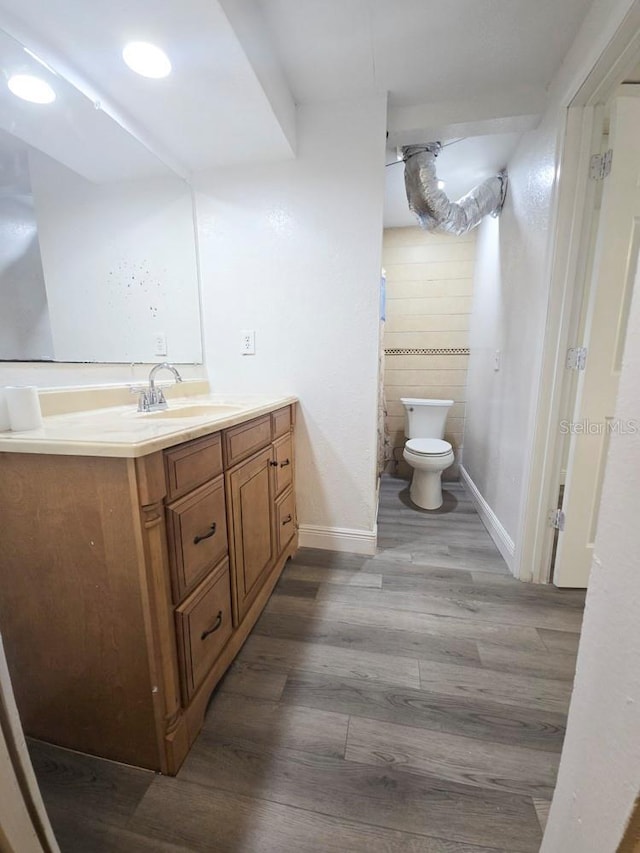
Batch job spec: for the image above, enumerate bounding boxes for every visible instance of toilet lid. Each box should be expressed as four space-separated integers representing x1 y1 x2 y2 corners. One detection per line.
406 438 452 456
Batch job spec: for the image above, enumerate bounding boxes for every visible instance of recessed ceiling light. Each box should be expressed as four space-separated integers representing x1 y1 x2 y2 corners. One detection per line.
7 74 56 104
122 41 171 79
437 180 446 190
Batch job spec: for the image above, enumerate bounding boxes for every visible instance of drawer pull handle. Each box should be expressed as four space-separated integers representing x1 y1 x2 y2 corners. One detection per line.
282 514 293 525
193 523 216 545
280 459 290 468
201 610 223 640
269 460 278 467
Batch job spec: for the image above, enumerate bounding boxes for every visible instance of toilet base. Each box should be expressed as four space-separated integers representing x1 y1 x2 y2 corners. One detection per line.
409 469 444 510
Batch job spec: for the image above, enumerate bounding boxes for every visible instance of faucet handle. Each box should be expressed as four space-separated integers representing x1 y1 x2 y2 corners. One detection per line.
146 386 168 410
137 390 151 412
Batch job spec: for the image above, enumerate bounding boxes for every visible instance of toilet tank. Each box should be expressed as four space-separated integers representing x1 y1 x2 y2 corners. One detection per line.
401 398 453 439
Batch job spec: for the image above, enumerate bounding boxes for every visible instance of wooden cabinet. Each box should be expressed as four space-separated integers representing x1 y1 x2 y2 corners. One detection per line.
0 403 297 775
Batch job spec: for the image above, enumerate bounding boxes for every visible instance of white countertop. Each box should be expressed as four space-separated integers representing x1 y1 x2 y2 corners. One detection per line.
0 389 297 458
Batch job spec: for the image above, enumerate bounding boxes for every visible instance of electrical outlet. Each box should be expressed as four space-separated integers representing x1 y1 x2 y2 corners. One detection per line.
240 329 255 355
154 332 167 357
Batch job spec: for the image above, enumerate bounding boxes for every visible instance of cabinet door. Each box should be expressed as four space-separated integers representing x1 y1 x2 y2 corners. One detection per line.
227 448 275 621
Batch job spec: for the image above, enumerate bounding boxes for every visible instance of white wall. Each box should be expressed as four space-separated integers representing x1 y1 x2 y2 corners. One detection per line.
462 0 638 571
194 96 387 547
541 261 640 852
464 125 557 544
29 150 202 364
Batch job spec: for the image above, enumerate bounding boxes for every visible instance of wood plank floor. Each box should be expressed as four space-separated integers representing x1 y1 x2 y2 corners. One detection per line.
28 476 585 852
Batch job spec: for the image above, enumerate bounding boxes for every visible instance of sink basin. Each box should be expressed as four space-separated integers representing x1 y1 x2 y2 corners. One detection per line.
137 404 243 420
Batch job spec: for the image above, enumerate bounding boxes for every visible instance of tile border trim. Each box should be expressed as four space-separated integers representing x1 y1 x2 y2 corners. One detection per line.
384 347 470 356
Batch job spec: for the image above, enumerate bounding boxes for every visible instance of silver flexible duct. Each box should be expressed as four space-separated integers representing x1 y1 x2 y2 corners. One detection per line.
402 143 507 236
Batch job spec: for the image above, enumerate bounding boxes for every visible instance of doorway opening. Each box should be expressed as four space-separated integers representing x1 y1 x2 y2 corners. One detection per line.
520 20 640 589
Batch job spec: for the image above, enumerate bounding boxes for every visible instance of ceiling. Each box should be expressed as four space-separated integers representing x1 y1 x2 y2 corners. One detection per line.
0 0 297 177
258 0 590 107
0 25 175 182
0 0 593 197
257 0 592 227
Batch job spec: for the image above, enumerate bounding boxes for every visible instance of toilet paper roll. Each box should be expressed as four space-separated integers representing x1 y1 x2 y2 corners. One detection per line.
0 389 10 431
5 386 43 431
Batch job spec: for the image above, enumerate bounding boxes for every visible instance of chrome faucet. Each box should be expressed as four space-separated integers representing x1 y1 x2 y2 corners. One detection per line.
138 362 183 412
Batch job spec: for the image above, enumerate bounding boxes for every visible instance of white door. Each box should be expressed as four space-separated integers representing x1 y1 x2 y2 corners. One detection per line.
0 635 59 852
554 89 640 587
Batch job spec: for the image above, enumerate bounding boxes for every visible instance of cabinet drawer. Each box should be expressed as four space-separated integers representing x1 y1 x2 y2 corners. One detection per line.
273 433 293 497
164 433 223 501
223 415 271 468
175 560 233 703
275 487 296 554
166 476 228 603
272 406 291 439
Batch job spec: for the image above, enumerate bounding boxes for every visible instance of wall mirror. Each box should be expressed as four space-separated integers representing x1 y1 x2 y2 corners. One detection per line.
0 26 203 364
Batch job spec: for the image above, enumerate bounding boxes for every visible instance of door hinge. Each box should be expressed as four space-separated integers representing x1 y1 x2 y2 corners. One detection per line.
549 509 566 531
566 346 588 371
589 149 612 180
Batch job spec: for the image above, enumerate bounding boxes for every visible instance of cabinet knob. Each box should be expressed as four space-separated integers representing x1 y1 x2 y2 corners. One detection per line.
269 460 278 467
280 459 290 468
282 514 293 525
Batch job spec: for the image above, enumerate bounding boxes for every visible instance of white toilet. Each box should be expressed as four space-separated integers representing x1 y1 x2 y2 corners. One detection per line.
400 398 455 510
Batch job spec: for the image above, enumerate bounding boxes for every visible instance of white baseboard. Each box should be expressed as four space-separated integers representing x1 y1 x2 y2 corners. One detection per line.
459 465 515 573
297 524 377 556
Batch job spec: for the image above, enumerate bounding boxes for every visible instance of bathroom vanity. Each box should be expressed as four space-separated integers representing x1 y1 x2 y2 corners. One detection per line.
0 388 297 774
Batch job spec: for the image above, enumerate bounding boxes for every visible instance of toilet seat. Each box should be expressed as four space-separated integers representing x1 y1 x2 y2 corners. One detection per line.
405 438 452 457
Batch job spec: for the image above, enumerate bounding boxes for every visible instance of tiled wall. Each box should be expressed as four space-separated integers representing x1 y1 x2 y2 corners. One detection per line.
382 226 476 480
